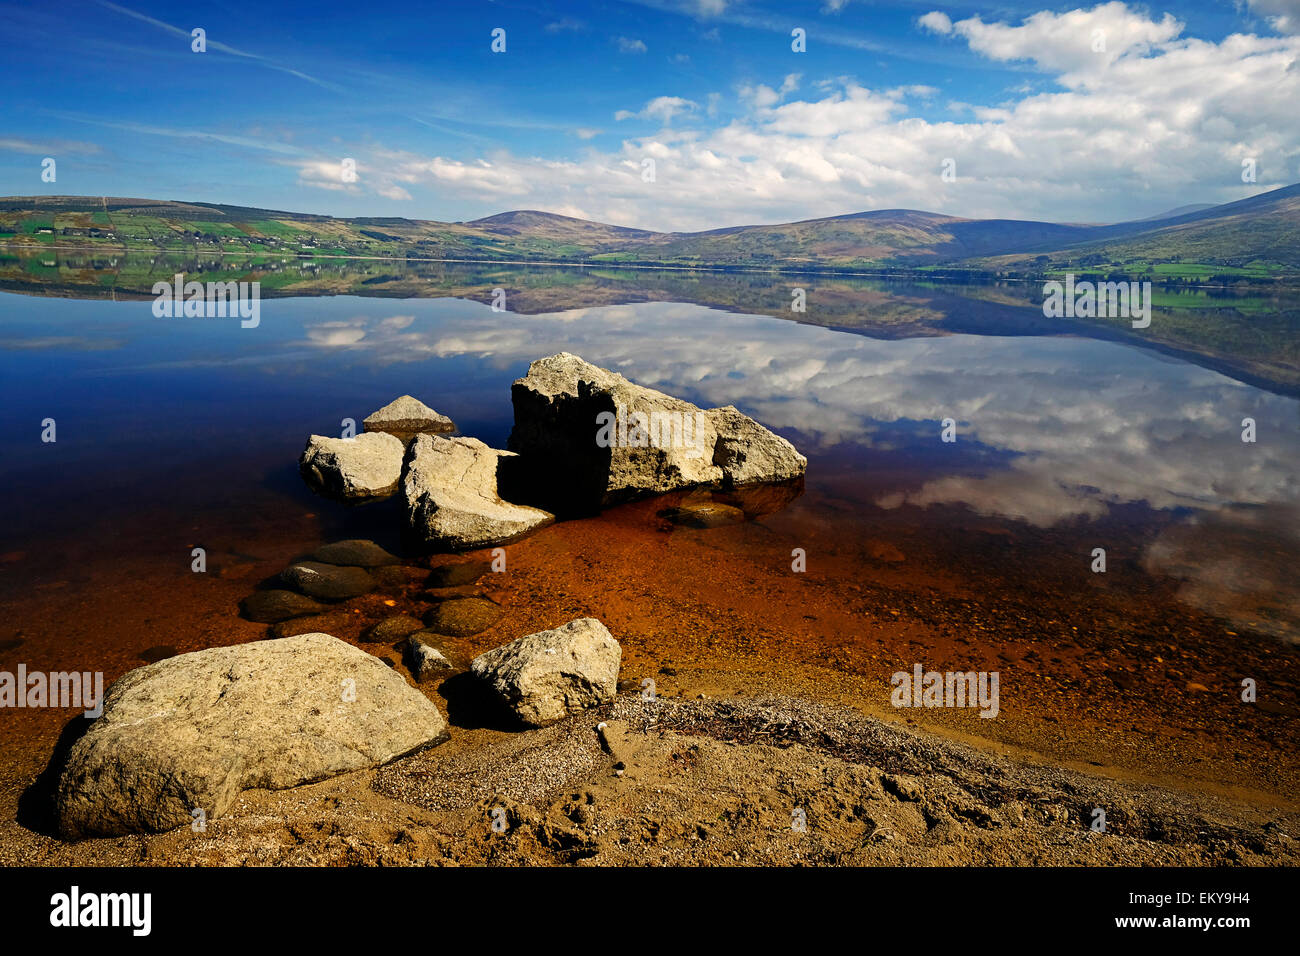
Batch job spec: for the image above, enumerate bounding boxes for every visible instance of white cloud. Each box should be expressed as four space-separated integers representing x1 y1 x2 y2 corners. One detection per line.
286 4 1300 229
918 11 953 35
0 136 100 155
616 36 648 54
948 2 1183 77
615 95 699 123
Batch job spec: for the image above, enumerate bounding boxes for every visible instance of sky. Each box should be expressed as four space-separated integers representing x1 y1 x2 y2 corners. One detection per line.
1 0 1298 229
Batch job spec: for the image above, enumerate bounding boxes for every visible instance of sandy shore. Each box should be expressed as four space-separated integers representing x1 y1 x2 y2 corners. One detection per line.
1 691 1293 866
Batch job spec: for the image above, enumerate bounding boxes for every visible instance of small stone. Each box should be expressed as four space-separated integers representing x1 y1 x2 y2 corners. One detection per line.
867 540 906 564
470 618 621 726
309 539 400 567
416 585 485 603
423 597 503 637
269 612 356 640
363 395 455 443
406 633 453 681
280 562 375 601
362 614 425 644
426 560 492 588
240 589 329 623
371 565 421 589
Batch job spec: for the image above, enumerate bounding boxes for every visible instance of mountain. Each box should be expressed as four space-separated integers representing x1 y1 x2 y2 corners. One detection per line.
467 210 658 242
967 182 1300 277
3 183 1298 280
1130 203 1216 222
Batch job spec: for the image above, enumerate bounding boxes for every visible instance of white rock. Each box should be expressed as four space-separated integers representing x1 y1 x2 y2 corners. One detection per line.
55 633 449 838
403 434 553 551
299 432 405 502
363 395 455 443
470 618 621 726
508 352 805 512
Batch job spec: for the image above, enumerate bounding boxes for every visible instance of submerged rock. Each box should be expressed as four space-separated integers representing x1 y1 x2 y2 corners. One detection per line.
299 432 405 502
240 589 329 623
309 539 400 568
426 560 492 588
55 633 450 838
661 500 745 529
403 435 553 551
470 618 621 726
363 395 455 443
507 352 806 513
423 597 503 637
269 611 355 640
362 614 425 644
280 561 375 601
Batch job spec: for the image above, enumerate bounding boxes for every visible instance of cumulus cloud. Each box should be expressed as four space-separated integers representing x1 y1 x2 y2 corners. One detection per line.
615 36 648 54
944 2 1183 77
918 11 953 35
288 3 1300 228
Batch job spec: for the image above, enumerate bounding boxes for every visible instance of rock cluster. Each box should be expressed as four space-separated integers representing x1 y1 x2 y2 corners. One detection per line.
52 355 800 838
296 355 805 548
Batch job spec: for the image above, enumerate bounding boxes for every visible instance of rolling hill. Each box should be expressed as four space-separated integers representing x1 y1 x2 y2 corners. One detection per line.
2 183 1297 280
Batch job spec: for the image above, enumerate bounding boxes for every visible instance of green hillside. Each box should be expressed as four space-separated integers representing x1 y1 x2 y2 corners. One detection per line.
2 184 1298 281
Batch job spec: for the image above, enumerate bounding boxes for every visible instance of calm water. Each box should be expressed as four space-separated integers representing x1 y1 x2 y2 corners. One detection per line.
1 271 1297 641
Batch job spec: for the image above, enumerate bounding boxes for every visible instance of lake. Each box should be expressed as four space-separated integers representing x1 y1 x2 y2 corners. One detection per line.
0 258 1297 798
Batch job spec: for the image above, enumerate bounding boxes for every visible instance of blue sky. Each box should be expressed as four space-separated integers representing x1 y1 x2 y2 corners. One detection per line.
1 0 1297 228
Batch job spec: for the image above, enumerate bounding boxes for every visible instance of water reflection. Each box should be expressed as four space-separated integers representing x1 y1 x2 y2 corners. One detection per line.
0 276 1296 640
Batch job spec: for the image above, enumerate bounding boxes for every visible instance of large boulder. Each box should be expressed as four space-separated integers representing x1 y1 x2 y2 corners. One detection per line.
507 353 805 513
55 633 449 839
403 435 553 551
470 618 621 726
299 432 405 502
363 395 455 444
